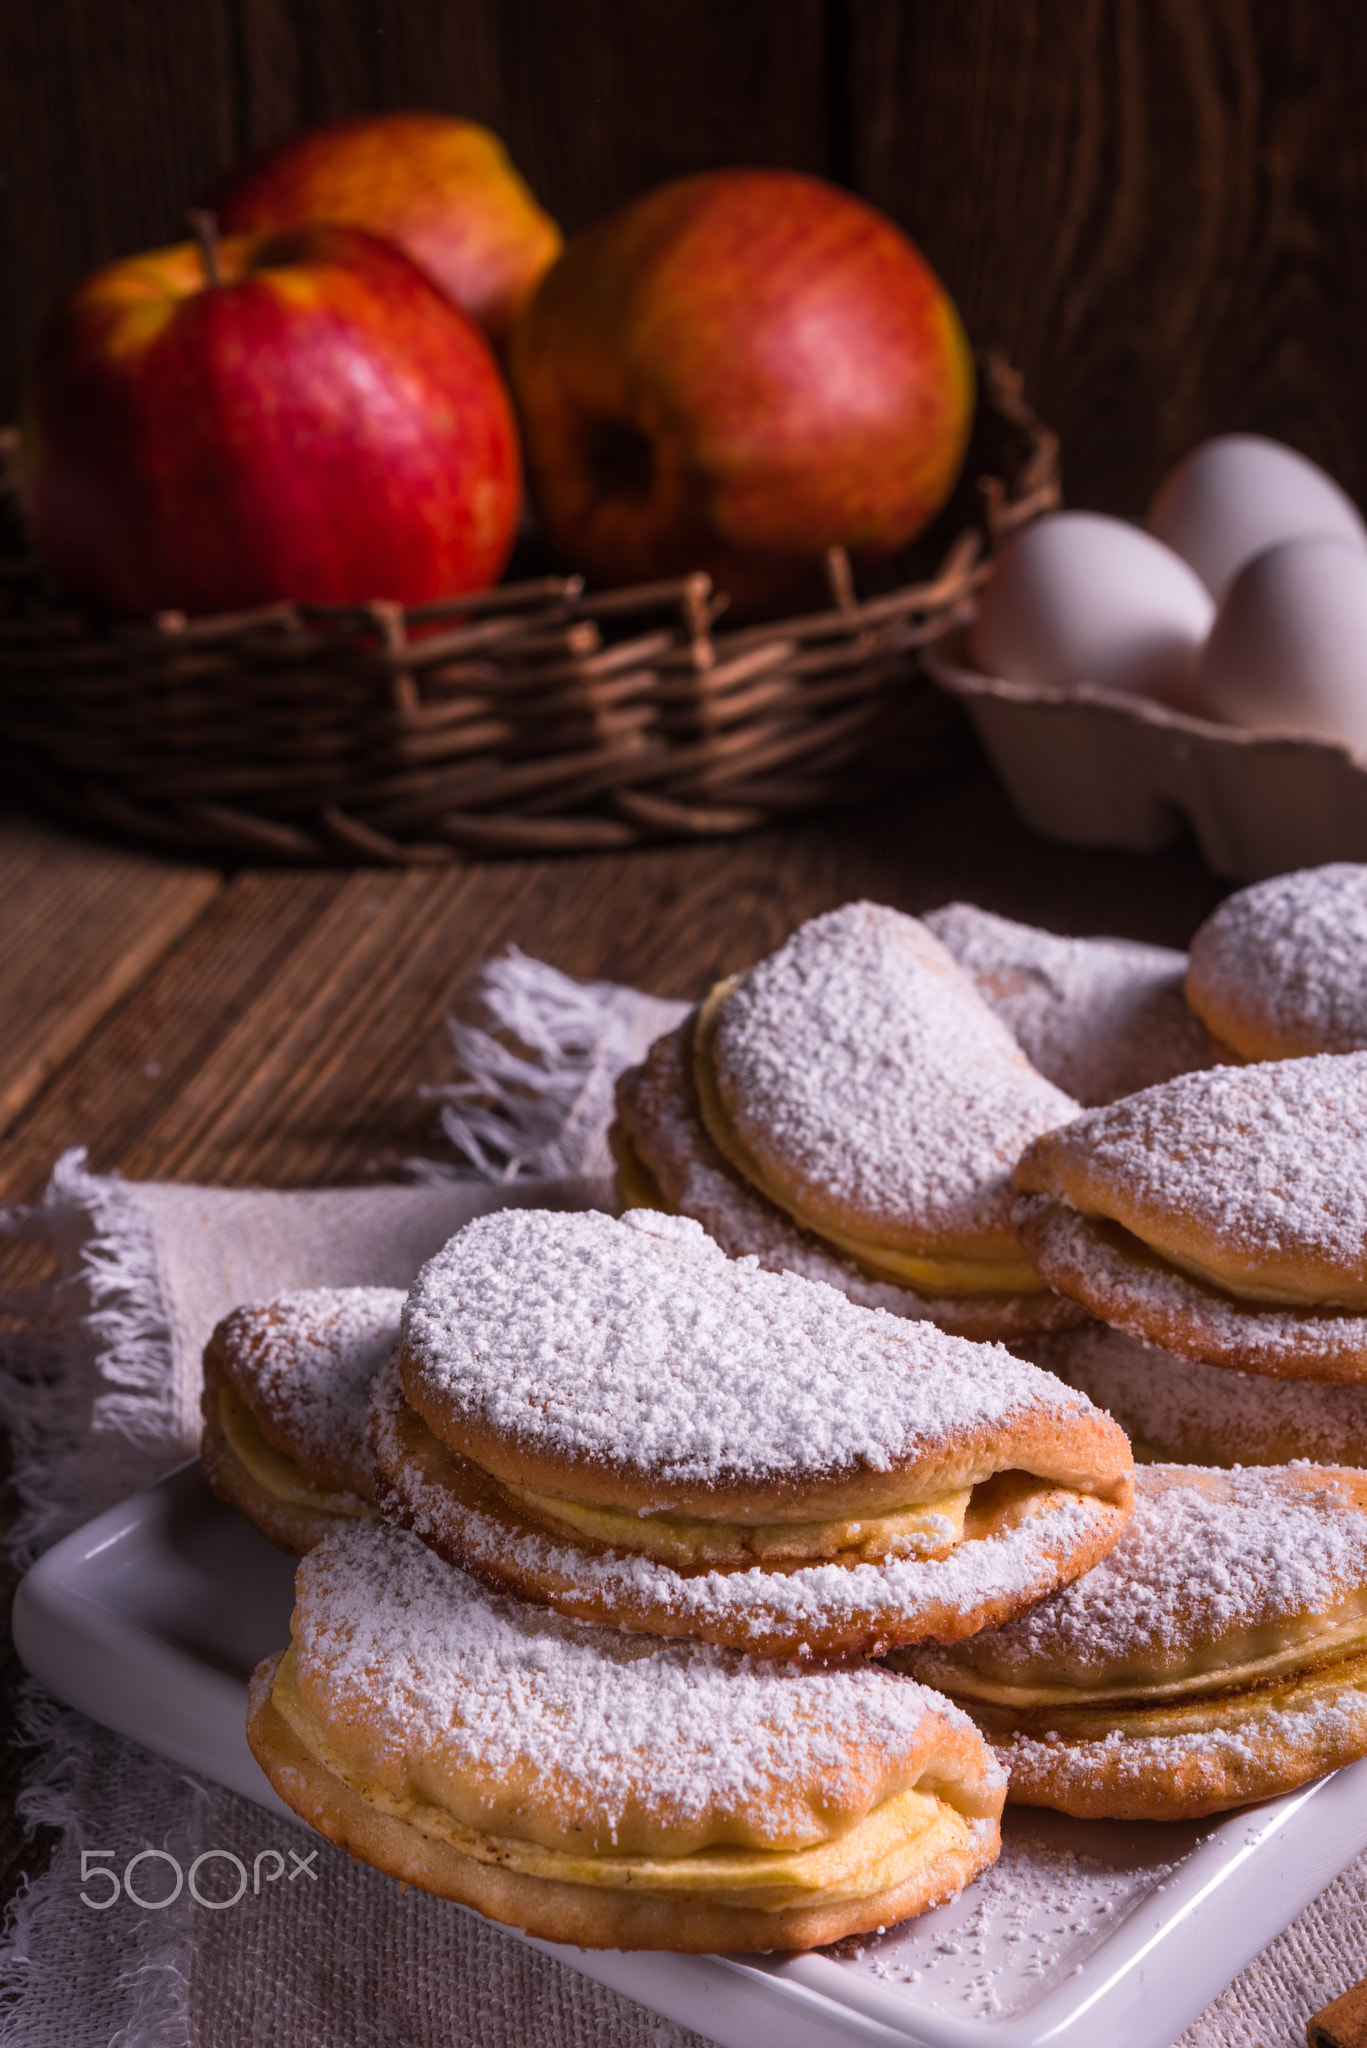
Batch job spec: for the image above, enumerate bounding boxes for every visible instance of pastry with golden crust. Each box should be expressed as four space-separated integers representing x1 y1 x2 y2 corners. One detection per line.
1028 1321 1367 1470
1013 1055 1367 1382
895 1464 1367 1822
1186 863 1367 1062
924 902 1216 1106
613 901 1088 1342
613 1021 1083 1345
371 1205 1132 1659
201 1288 404 1553
248 1521 1007 1951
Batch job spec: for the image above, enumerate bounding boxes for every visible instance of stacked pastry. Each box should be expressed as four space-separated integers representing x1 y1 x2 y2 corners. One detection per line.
937 863 1367 1818
227 1203 1134 1950
250 1519 1008 1952
612 900 1094 1342
201 1287 404 1551
896 1463 1367 1821
208 870 1367 1943
1018 865 1367 1472
367 1207 1132 1659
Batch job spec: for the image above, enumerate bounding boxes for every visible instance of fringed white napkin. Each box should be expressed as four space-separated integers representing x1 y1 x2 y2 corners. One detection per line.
419 946 688 1183
0 951 1363 2048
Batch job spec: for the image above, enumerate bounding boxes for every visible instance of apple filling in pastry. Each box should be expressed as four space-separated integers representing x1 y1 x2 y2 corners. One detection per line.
1015 1055 1367 1314
1011 1055 1367 1381
910 1608 1367 1711
611 1011 1089 1347
692 977 1045 1298
494 1475 974 1567
1063 1205 1367 1314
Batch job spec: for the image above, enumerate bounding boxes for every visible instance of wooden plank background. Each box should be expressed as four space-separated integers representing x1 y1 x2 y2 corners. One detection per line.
0 766 1226 1207
5 0 1367 517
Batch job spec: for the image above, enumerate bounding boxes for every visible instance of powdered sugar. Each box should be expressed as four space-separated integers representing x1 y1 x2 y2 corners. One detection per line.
291 1519 999 1844
224 1287 405 1494
371 1355 1123 1652
994 1690 1367 1804
924 1468 1367 1684
400 1207 1100 1493
1032 1321 1367 1468
621 1024 942 1314
1014 1192 1367 1379
710 903 1079 1246
1188 864 1367 1055
925 903 1214 1107
615 1022 1082 1342
841 1815 1176 2016
1033 1055 1367 1272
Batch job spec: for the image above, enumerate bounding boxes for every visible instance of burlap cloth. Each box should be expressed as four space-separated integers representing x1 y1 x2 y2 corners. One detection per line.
0 957 1362 2047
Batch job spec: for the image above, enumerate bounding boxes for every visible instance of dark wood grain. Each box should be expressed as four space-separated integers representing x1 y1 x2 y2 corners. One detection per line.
8 0 1367 520
847 0 1367 514
0 818 219 1137
0 761 1224 1203
0 0 830 420
0 0 241 401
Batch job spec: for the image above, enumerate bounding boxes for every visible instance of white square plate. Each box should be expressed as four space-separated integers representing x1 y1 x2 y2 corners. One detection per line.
15 1461 1367 2048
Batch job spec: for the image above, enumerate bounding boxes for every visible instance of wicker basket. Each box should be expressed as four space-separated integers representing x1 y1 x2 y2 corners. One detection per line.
0 355 1058 862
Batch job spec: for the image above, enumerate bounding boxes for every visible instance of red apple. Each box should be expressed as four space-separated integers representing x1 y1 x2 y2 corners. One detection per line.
212 113 562 347
19 221 521 616
507 170 974 616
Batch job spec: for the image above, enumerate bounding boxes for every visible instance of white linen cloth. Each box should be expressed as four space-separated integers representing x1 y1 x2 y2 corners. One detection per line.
0 952 1363 2047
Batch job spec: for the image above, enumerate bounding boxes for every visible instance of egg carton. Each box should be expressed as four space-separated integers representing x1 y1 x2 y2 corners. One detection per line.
925 625 1367 881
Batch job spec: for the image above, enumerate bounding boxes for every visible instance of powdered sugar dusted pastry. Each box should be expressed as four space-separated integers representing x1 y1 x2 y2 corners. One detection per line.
613 1020 1083 1344
248 1521 1006 1951
1013 1056 1367 1382
372 1206 1133 1658
1187 864 1367 1061
202 1288 404 1553
924 903 1215 1106
895 1465 1367 1821
614 901 1088 1342
1030 1321 1367 1470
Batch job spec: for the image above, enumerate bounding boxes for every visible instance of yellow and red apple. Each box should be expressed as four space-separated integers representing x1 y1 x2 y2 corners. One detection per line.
507 170 974 616
212 113 562 347
19 222 521 616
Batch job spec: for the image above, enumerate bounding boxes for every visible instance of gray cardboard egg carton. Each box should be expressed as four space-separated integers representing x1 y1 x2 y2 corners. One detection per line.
925 626 1367 881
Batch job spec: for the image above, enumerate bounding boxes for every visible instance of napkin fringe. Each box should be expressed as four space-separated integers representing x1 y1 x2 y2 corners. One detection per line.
0 1148 173 1565
419 948 665 1183
0 1682 194 2048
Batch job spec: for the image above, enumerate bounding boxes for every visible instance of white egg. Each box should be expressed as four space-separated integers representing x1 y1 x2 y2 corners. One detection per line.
1149 434 1366 600
967 511 1215 710
1197 535 1367 751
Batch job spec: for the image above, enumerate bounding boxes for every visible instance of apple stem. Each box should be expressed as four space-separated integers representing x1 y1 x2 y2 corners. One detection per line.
186 208 223 288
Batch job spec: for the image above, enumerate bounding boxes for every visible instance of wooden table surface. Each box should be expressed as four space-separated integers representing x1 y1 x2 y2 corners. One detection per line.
0 760 1227 1924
